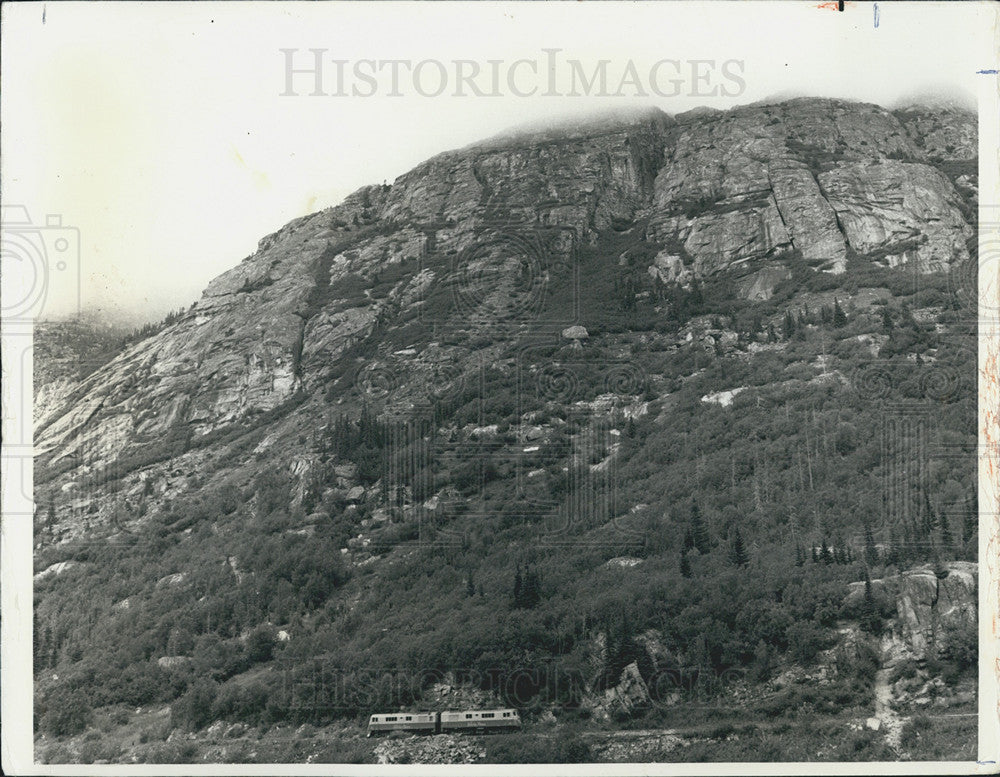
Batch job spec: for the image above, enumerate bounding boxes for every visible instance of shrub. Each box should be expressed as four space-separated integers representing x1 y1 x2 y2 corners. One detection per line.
40 688 93 737
212 682 270 725
938 619 977 671
171 679 218 731
786 621 831 665
246 626 276 664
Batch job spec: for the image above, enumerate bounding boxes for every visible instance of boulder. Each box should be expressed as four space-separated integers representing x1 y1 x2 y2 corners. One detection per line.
157 655 191 671
562 325 589 341
155 572 187 588
33 561 79 582
346 486 365 502
600 661 652 718
647 252 691 285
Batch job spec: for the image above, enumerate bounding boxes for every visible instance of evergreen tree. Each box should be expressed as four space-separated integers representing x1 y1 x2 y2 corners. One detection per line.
466 569 476 598
864 521 879 567
885 526 900 567
680 550 692 579
32 613 42 668
962 496 977 557
728 526 749 567
690 500 711 554
689 280 704 309
881 306 894 332
833 297 848 327
783 309 797 339
512 565 523 608
940 513 953 552
521 567 541 609
902 523 914 563
795 544 805 567
46 494 56 536
820 538 832 565
859 570 883 635
922 491 936 538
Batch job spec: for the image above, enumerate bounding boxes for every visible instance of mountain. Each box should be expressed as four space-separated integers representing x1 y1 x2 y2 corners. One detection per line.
33 97 978 764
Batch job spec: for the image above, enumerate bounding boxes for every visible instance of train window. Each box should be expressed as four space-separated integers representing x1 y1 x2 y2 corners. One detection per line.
386 716 396 722
465 714 473 719
483 713 494 718
405 716 411 721
502 712 508 717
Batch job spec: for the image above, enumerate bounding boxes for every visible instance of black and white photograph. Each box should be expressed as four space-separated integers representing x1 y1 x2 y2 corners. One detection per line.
2 1 997 771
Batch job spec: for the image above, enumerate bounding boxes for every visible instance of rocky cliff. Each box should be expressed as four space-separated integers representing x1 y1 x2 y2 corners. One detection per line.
846 561 978 663
35 98 975 512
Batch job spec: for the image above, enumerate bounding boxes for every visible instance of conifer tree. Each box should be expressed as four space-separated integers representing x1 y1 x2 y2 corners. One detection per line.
833 297 848 327
680 550 692 579
728 526 749 567
940 513 953 552
922 491 936 539
859 569 882 634
783 309 797 339
521 567 541 609
962 496 977 558
864 521 879 567
885 526 899 567
690 500 711 555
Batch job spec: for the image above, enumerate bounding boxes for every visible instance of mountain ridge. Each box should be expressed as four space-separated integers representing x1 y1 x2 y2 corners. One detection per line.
33 95 978 763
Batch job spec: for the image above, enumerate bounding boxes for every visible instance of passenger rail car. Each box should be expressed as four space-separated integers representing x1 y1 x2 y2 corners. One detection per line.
366 712 437 736
367 709 520 736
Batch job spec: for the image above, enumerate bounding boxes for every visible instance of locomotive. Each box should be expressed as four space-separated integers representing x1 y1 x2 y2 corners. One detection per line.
367 709 521 736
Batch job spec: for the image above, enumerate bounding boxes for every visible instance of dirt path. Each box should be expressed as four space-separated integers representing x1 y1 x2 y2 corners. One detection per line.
874 667 905 753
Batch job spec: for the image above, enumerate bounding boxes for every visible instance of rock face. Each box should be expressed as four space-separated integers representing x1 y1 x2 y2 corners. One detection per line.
894 104 978 161
648 98 972 276
819 161 972 271
846 561 977 660
589 661 652 721
893 562 977 658
32 97 976 540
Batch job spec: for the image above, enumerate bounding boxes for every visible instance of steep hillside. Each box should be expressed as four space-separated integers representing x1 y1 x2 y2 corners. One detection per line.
33 98 978 763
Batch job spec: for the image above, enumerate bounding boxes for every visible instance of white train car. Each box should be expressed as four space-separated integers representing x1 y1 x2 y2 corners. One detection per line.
367 711 438 736
366 708 522 736
439 708 521 733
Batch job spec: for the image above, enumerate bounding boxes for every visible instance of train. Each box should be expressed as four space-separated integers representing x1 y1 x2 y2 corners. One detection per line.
367 709 521 737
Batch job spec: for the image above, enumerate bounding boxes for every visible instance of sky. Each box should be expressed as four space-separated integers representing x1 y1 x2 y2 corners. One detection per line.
1 1 995 324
